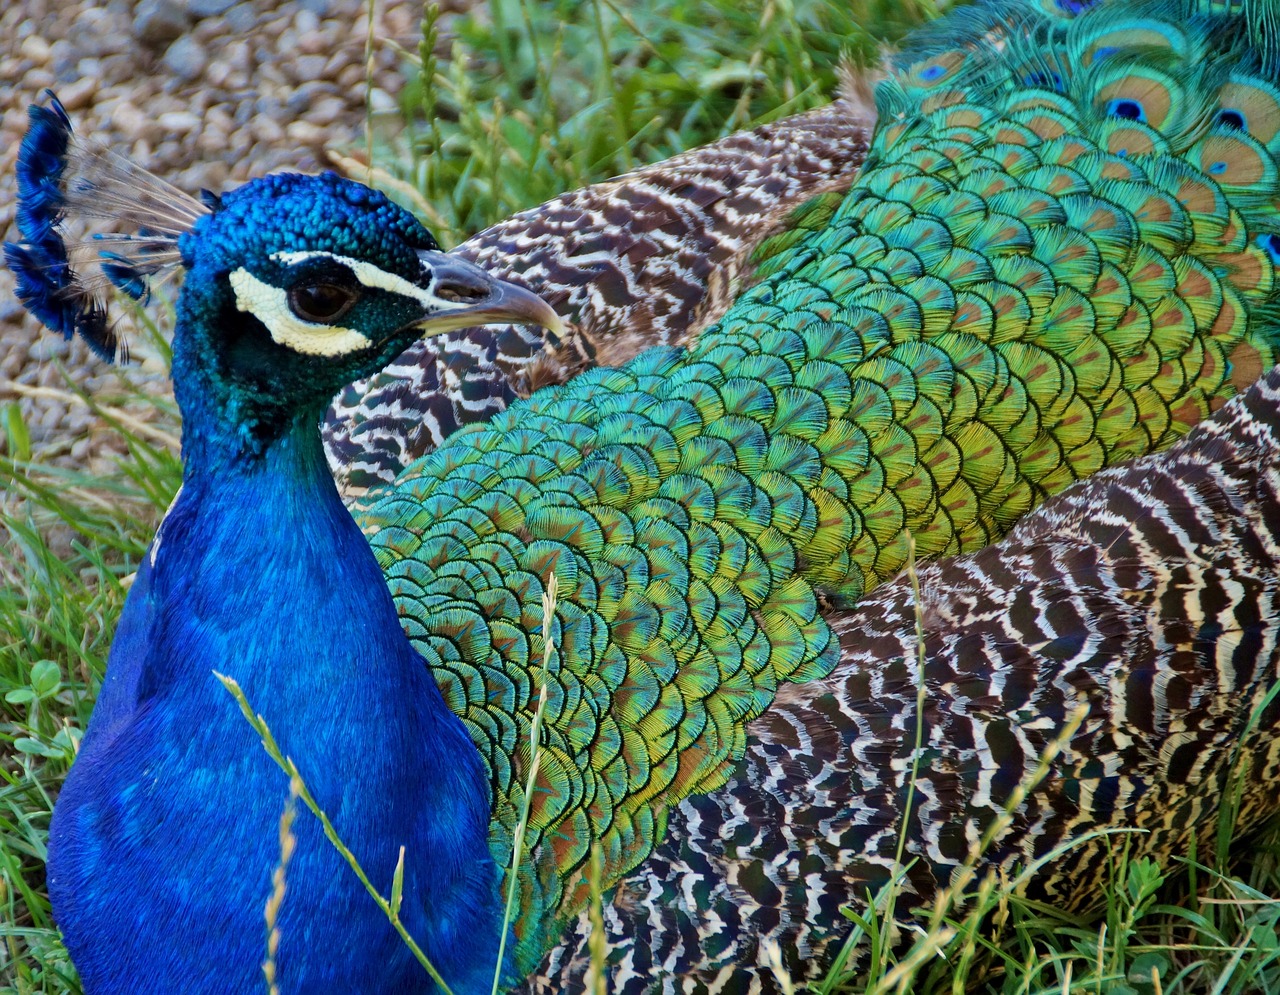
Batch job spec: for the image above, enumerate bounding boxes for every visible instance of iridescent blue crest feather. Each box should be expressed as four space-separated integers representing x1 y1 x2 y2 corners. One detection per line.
2 91 210 362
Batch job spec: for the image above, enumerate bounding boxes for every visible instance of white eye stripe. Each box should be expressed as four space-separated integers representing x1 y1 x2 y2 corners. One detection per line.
228 268 372 357
271 250 435 306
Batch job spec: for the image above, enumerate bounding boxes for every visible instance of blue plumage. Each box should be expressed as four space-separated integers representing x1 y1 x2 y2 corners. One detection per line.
4 91 217 362
53 430 508 993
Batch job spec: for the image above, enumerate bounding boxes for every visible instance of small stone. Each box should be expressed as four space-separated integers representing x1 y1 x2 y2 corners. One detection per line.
285 120 325 145
49 38 76 68
225 39 250 70
223 3 257 32
57 77 98 112
185 0 238 17
384 5 412 34
68 9 126 57
307 96 346 126
298 0 332 16
294 8 319 34
19 34 51 63
368 87 396 113
286 81 321 113
250 116 283 143
100 53 137 79
294 54 327 81
25 68 55 89
157 110 201 133
258 61 287 87
205 105 234 133
31 336 70 362
55 59 83 84
155 139 183 165
133 0 189 46
197 129 228 155
296 30 326 56
112 100 152 139
162 36 207 80
253 94 283 117
205 60 231 87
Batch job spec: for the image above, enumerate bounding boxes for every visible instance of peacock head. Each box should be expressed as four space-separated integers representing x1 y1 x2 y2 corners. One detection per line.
169 171 561 441
4 94 562 455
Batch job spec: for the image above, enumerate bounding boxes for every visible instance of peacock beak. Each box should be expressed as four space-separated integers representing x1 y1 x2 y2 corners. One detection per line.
413 249 565 339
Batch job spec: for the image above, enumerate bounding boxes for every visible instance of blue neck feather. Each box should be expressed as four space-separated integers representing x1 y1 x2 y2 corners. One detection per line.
48 310 509 993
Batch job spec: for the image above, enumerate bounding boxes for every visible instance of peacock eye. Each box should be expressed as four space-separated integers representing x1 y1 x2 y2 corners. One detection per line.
289 283 357 323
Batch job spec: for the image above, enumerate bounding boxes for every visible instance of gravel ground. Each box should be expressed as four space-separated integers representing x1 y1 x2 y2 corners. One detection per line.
0 0 426 473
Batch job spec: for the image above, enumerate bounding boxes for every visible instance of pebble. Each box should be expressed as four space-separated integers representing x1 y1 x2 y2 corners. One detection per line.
369 88 397 113
185 0 238 17
111 100 152 138
294 54 327 82
251 115 284 143
57 76 98 110
31 337 70 362
286 120 326 145
308 96 347 126
162 35 208 80
19 34 51 63
222 3 257 33
157 110 202 132
133 0 189 46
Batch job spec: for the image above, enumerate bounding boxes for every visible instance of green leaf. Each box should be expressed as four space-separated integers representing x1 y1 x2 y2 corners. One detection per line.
4 688 36 705
13 738 56 757
1129 950 1170 988
4 401 31 462
30 660 62 699
391 845 406 918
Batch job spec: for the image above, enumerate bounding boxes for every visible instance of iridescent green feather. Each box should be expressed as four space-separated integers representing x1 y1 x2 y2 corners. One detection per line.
356 0 1280 972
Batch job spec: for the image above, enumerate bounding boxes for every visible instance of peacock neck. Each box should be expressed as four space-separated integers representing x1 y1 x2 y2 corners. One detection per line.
64 344 509 992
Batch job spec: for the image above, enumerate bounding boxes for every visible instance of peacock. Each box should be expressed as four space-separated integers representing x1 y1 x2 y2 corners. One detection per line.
6 0 1280 992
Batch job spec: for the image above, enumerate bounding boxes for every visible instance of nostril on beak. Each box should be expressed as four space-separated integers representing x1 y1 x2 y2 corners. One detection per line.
435 277 491 304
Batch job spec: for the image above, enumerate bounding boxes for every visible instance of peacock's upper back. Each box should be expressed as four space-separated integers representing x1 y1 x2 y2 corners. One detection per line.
322 88 876 494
